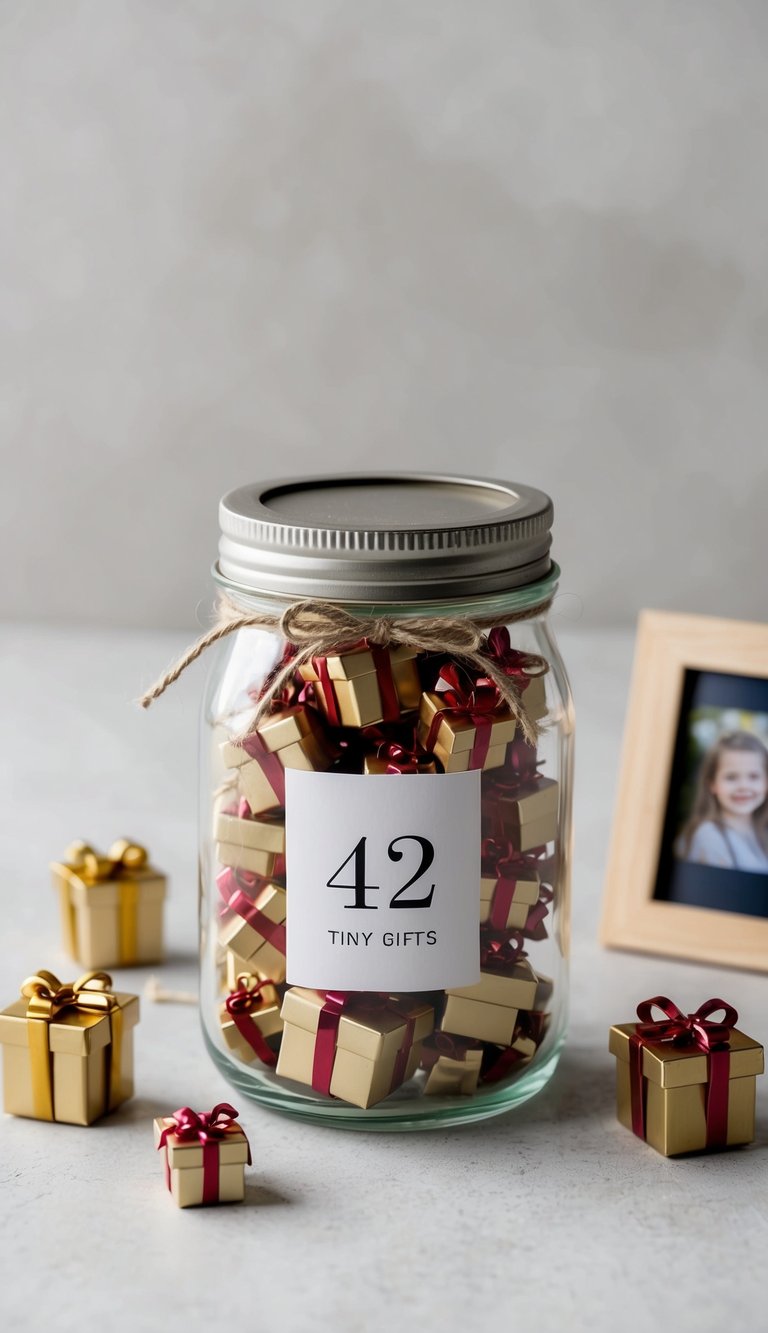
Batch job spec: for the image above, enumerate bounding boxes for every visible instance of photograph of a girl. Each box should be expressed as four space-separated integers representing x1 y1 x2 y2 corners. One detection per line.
676 731 768 873
653 668 768 918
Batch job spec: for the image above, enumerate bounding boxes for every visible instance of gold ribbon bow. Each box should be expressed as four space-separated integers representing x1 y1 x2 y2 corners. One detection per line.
52 839 149 965
21 969 124 1122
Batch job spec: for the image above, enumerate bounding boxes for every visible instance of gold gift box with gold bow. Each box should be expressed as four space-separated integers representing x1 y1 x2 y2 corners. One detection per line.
50 839 166 970
0 970 139 1125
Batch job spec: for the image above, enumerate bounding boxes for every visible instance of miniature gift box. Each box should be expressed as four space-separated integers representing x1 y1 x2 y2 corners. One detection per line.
218 871 287 983
421 1034 483 1097
480 853 540 931
0 970 139 1124
214 797 286 878
440 954 538 1046
220 975 282 1066
483 776 559 851
298 644 421 729
50 839 166 969
416 664 518 773
276 988 434 1109
221 705 334 814
609 998 764 1157
155 1104 250 1207
483 628 549 725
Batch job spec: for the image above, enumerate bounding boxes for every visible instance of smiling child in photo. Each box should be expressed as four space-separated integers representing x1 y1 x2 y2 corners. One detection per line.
676 730 768 873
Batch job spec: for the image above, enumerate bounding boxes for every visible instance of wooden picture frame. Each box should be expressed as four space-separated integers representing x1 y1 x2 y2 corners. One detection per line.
600 610 768 971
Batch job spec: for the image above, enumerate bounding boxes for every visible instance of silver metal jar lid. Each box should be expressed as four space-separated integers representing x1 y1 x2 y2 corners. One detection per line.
217 473 554 604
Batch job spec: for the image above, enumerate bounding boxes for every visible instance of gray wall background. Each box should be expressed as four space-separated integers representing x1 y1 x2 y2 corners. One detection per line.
2 0 767 630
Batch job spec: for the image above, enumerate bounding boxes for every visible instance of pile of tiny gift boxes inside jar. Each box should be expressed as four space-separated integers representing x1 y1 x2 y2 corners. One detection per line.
214 630 560 1108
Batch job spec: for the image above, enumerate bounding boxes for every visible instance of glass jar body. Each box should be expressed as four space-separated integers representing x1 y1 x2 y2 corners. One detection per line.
199 589 574 1129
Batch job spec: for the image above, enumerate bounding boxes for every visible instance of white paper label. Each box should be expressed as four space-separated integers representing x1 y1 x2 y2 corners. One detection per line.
285 768 481 991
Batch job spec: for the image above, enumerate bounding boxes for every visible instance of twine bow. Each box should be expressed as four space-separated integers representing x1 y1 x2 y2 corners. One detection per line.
139 594 551 746
21 969 122 1122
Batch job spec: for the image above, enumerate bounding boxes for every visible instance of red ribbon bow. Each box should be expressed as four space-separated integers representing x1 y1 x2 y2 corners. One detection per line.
480 933 526 970
371 740 434 774
225 979 279 1067
426 664 503 769
485 628 543 690
628 997 737 1147
157 1103 251 1204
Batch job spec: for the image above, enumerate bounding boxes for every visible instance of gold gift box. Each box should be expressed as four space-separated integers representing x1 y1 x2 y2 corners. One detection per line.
0 975 139 1125
417 693 516 773
214 805 285 855
221 707 333 813
220 981 283 1064
484 777 559 851
154 1117 249 1207
298 645 421 728
609 1023 764 1156
515 675 548 723
276 988 434 1109
51 840 166 969
422 1041 483 1097
479 870 539 930
214 802 285 876
219 881 287 983
441 960 538 1046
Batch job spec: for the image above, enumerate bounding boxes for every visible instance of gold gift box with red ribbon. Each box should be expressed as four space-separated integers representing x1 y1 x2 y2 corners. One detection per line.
480 859 540 931
217 870 287 983
220 975 282 1066
50 839 166 969
421 1034 483 1097
0 969 139 1125
276 987 434 1109
609 997 764 1156
417 693 515 773
298 644 421 729
482 776 559 852
440 953 538 1046
155 1104 250 1208
214 796 286 877
221 705 334 814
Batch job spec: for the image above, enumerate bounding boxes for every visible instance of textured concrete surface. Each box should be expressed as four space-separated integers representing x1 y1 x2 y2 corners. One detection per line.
2 1 768 629
1 620 766 1333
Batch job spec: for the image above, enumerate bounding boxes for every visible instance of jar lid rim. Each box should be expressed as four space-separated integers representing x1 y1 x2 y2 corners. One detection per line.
218 472 555 602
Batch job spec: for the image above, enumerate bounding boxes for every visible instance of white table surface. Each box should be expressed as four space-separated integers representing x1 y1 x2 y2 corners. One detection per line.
1 620 765 1333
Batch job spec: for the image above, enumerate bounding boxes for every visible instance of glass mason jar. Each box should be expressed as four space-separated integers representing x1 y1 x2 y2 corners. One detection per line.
197 474 573 1129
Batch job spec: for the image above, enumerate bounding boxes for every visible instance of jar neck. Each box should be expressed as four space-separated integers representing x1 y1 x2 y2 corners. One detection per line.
212 562 560 622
